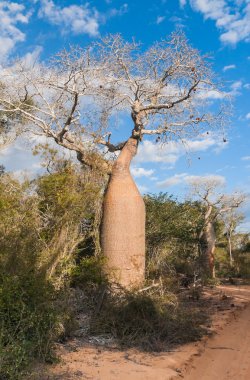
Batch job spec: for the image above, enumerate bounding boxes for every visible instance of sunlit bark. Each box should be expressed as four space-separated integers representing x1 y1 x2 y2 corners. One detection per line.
101 138 145 288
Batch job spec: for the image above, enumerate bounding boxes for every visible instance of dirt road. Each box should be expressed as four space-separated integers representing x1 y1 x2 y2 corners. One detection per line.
46 286 250 380
182 286 250 380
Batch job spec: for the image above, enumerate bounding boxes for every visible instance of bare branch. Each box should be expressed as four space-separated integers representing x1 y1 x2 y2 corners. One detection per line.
140 80 200 113
57 92 78 142
96 138 127 152
0 31 228 171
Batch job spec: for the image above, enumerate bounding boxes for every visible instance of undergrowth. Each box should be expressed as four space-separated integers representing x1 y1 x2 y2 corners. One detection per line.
72 257 209 352
0 273 61 380
88 285 208 351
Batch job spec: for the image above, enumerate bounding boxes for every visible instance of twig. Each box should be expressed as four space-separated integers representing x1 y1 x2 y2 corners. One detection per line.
136 282 160 293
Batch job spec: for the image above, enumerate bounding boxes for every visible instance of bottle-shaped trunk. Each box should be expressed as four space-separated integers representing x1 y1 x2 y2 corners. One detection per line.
101 138 145 289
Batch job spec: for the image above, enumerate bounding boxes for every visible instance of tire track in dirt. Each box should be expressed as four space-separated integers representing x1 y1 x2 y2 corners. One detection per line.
177 286 250 380
182 303 250 380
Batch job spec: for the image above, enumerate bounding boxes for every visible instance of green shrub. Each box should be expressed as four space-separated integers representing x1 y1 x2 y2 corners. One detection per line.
0 273 59 380
145 193 203 279
71 256 107 287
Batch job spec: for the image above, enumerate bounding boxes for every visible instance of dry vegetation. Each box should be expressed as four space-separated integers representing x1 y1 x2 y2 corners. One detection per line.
0 32 249 379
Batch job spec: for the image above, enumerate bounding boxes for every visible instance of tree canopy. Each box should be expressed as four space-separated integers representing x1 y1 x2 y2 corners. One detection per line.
0 32 227 171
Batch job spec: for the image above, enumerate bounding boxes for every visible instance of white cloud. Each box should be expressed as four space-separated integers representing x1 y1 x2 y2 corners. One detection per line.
0 138 43 176
184 0 250 45
134 140 179 165
38 0 100 36
231 80 242 91
197 80 242 100
242 156 250 160
38 1 128 37
157 173 188 187
179 0 187 7
169 15 186 28
156 16 165 24
102 3 128 20
22 46 43 68
131 167 154 178
246 113 250 119
12 163 43 181
230 80 243 96
223 64 236 71
137 184 149 194
134 134 226 166
190 0 227 20
185 174 226 186
196 89 227 100
0 133 76 176
0 2 30 60
157 173 226 188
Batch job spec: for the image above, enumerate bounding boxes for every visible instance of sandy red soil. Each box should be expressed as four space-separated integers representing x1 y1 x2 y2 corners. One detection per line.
40 285 250 380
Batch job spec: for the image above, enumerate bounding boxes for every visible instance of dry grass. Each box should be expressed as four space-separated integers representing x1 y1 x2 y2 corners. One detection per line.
88 283 209 351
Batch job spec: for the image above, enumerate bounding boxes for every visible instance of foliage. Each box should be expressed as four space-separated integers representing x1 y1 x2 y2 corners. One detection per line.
0 273 58 380
71 256 107 287
0 174 57 379
0 160 104 379
0 174 42 275
216 233 250 278
145 193 204 278
34 151 104 285
145 192 248 281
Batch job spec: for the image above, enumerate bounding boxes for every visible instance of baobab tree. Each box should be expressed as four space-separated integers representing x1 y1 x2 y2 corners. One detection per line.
188 178 245 278
222 208 244 268
0 32 226 288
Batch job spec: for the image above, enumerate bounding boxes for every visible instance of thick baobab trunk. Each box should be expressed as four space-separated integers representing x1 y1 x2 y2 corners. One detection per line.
200 206 216 278
101 138 145 289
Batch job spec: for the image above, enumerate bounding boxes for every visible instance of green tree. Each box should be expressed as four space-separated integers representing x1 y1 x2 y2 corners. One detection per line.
145 193 203 279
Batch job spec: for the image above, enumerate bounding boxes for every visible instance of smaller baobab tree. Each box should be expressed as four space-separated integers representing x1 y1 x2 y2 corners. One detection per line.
221 207 244 268
0 32 227 288
188 177 245 278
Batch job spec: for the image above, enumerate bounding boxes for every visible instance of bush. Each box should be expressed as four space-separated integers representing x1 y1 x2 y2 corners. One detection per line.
0 166 104 378
71 256 107 287
145 193 203 279
0 273 59 380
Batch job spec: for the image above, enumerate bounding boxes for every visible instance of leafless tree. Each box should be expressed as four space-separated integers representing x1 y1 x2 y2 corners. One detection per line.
188 178 245 278
0 32 228 288
221 206 245 268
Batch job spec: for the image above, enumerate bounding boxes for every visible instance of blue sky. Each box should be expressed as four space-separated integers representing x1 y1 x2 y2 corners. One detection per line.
0 0 250 228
